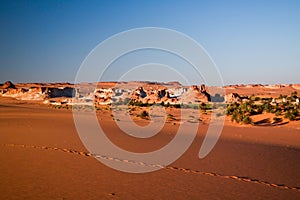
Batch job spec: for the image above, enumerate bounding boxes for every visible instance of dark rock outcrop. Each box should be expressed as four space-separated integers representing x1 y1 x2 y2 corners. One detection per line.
47 87 75 98
1 81 15 89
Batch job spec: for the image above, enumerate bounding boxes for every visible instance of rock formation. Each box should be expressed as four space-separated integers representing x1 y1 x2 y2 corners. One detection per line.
1 81 15 89
4 81 298 106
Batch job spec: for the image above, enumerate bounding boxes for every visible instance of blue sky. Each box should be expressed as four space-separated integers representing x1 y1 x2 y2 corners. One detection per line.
0 0 299 85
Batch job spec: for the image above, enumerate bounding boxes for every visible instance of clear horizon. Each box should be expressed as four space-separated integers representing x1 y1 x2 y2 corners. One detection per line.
0 0 299 85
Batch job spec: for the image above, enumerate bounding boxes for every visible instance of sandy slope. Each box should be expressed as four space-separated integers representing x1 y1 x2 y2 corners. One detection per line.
0 97 300 199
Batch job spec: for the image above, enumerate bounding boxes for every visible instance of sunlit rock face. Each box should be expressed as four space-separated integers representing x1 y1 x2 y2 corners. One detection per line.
1 81 16 89
0 81 217 105
225 93 242 103
2 81 300 111
6 81 299 106
0 81 75 101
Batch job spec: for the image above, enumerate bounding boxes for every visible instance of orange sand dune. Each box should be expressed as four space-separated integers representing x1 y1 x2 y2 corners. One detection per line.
0 96 300 199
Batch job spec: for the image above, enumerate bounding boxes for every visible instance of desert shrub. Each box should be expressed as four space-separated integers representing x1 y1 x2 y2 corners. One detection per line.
284 109 298 121
262 102 273 113
213 103 227 110
275 110 282 116
228 102 253 124
250 95 255 101
254 96 261 101
218 103 227 109
227 93 300 124
241 101 257 115
231 111 238 122
134 101 150 107
284 111 295 121
129 100 142 106
233 113 248 124
292 108 298 117
226 103 239 116
167 113 176 120
255 105 264 114
172 104 181 109
230 109 241 123
95 106 100 111
261 97 272 102
287 96 293 101
181 103 200 109
248 106 256 115
190 104 197 109
273 117 282 123
199 102 206 110
242 116 252 124
291 91 298 98
140 110 149 119
205 103 212 110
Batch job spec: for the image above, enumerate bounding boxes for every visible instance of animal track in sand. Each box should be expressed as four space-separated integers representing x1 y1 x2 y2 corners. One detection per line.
2 143 300 192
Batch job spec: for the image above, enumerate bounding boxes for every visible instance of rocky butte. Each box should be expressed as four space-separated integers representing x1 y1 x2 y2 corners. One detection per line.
1 81 300 107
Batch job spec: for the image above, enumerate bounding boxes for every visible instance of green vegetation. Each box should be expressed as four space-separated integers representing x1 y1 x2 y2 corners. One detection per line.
226 102 253 124
273 117 282 123
138 110 149 119
166 113 176 121
284 109 298 121
226 92 299 124
51 91 299 126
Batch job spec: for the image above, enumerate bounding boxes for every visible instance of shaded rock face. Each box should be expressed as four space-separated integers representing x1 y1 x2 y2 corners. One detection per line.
191 85 211 102
0 81 225 106
225 93 242 103
128 87 180 105
2 86 46 100
94 88 113 105
200 84 206 93
138 87 147 98
123 84 212 106
1 81 15 89
157 89 166 98
211 94 224 102
0 81 76 101
47 87 75 98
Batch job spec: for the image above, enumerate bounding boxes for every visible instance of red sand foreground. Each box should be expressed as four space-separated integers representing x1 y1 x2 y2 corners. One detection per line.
0 96 300 199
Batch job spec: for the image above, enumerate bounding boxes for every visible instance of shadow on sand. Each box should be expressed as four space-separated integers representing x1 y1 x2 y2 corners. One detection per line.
253 118 289 127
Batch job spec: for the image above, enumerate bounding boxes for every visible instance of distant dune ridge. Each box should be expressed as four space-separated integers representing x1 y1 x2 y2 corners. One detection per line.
0 81 16 89
0 81 299 106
